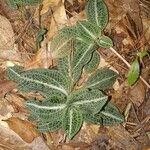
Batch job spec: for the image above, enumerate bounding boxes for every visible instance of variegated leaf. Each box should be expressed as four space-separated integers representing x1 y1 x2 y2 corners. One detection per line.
26 100 65 123
7 66 69 96
76 21 101 43
50 26 77 58
71 40 96 83
84 102 124 125
58 39 96 85
37 120 62 132
84 50 100 73
86 0 108 30
85 68 118 90
62 107 83 139
69 89 108 114
97 36 113 48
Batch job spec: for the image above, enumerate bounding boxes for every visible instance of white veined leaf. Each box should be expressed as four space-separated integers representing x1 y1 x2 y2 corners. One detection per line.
85 68 118 90
37 120 62 132
58 39 96 85
71 40 96 83
84 102 124 125
7 66 69 96
62 107 83 139
26 100 66 122
76 21 101 43
86 0 108 30
69 89 108 114
84 50 100 73
50 26 77 58
96 36 113 48
26 100 66 113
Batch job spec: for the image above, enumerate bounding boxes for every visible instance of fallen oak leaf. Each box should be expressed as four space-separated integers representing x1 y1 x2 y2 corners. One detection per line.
5 117 39 143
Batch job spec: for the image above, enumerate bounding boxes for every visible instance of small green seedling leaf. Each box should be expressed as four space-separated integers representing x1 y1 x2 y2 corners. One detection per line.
137 50 149 61
127 58 140 86
86 0 108 30
97 36 113 48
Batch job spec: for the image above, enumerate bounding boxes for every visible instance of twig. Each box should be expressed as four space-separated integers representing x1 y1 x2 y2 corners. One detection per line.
109 47 150 89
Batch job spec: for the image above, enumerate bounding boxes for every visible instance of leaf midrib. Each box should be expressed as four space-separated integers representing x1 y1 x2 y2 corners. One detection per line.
26 102 66 110
73 96 107 105
72 43 94 71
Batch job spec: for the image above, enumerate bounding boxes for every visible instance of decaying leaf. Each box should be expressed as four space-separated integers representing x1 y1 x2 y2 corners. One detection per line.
5 117 39 143
0 14 15 50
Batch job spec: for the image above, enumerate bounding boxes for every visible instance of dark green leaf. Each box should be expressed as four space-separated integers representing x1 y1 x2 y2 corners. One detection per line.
50 26 76 58
62 107 83 139
7 67 69 96
76 21 101 43
85 68 118 90
97 36 113 48
86 0 108 30
84 51 100 73
84 102 124 125
69 89 108 114
58 39 96 85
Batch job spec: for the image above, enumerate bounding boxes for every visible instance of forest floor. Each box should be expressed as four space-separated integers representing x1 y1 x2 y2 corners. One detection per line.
0 0 150 150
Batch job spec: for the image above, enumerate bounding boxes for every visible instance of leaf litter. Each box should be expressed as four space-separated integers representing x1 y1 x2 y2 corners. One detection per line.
0 0 150 149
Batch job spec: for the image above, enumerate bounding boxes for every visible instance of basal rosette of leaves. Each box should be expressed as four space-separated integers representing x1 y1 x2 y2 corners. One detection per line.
7 0 124 139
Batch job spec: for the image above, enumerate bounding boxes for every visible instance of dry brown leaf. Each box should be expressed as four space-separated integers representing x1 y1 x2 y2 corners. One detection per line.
129 81 146 107
108 125 140 150
5 117 39 143
0 14 15 50
0 124 49 150
47 2 67 40
0 80 16 98
0 15 21 62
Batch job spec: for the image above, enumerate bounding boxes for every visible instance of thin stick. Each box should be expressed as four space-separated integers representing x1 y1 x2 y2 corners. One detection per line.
109 47 150 89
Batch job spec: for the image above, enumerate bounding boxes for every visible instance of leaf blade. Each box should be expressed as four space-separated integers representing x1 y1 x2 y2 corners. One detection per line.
127 58 140 86
62 107 83 139
97 36 113 48
76 21 101 43
85 68 118 90
86 0 108 30
7 66 69 96
84 102 124 125
50 26 77 58
84 50 100 73
69 89 108 114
